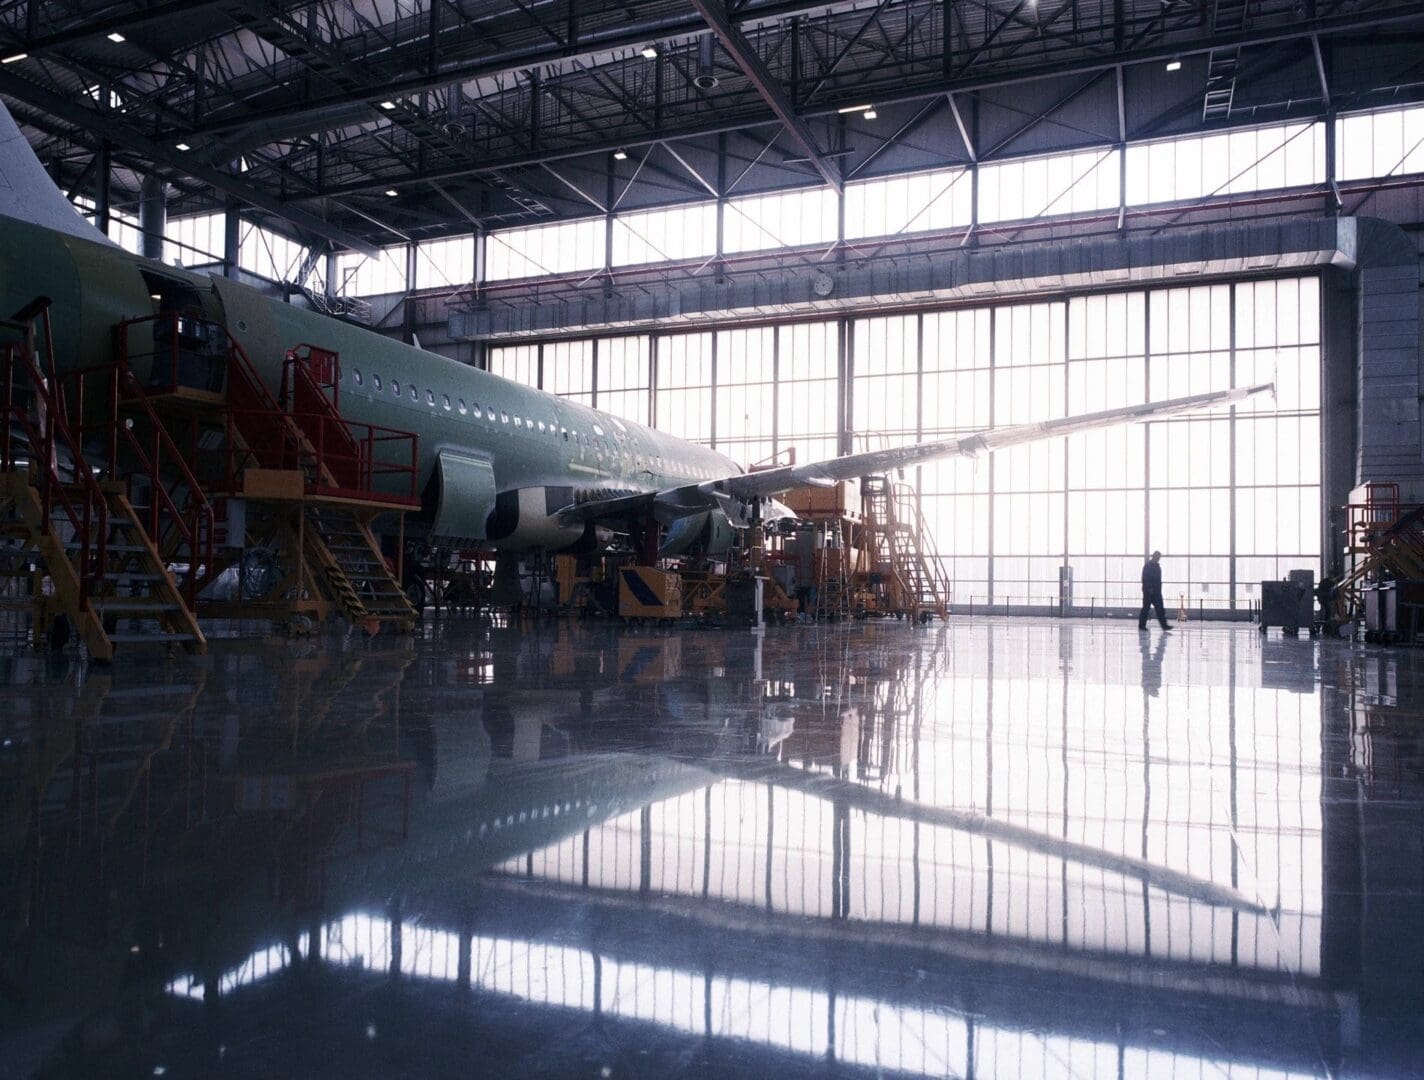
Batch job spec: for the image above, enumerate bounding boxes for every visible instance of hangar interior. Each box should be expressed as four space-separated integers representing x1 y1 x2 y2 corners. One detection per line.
0 1 1422 1078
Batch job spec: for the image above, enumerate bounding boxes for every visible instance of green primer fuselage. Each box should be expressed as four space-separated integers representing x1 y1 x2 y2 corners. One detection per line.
0 213 739 531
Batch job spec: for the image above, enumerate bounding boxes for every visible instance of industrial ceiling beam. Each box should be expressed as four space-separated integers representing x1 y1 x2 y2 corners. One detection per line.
686 0 840 192
947 92 976 162
283 8 1424 203
845 96 948 181
979 70 1112 161
176 0 852 140
0 69 378 255
0 0 223 53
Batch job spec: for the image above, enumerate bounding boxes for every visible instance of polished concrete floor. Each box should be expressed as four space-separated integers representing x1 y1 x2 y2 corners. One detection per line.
0 618 1420 1078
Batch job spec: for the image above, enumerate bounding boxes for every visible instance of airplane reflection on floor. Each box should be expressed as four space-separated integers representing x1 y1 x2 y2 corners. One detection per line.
166 910 1318 1080
487 625 1323 978
1 620 1418 1078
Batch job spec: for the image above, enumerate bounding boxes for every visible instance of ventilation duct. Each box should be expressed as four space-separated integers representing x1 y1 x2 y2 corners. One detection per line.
139 174 166 262
442 84 468 138
694 36 719 90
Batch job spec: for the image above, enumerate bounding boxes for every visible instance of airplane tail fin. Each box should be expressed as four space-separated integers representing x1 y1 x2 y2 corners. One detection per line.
0 99 119 248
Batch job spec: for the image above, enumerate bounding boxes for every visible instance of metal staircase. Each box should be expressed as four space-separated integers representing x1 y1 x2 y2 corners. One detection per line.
303 504 417 634
116 315 419 634
862 475 950 622
1 301 206 659
279 345 418 632
1336 484 1424 620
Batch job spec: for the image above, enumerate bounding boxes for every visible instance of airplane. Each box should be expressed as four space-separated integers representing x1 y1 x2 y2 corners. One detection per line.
0 102 1271 574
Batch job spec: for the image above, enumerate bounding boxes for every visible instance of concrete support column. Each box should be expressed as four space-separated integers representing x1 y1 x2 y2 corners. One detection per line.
223 205 242 279
1321 269 1358 571
139 174 166 262
1352 218 1423 487
94 142 111 236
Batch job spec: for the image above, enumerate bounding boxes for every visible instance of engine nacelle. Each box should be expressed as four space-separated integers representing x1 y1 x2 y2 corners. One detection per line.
660 510 737 558
485 486 590 551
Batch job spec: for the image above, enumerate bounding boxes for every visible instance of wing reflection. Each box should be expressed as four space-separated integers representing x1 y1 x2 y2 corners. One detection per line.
0 622 1362 1079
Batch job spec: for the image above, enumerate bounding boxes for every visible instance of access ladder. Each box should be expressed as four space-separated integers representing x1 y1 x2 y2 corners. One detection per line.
862 475 950 622
0 302 206 659
117 319 419 634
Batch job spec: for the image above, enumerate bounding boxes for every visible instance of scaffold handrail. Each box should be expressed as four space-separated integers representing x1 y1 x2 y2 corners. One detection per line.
281 344 420 502
67 341 216 603
116 314 419 506
0 300 110 601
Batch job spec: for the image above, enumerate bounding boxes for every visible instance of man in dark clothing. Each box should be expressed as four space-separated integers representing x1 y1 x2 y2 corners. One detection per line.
1139 550 1173 631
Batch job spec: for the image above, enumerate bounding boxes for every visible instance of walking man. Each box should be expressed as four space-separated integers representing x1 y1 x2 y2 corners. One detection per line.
1139 550 1173 631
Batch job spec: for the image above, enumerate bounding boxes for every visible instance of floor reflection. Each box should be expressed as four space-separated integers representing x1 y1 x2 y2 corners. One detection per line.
0 620 1419 1078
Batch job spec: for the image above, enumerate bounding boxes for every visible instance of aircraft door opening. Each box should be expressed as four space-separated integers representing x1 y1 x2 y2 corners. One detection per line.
427 449 498 540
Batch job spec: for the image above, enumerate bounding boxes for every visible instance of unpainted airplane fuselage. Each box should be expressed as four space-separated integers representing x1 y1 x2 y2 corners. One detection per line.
0 211 738 547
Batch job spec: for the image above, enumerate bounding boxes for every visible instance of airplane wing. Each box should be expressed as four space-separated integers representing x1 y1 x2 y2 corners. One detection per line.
559 381 1273 528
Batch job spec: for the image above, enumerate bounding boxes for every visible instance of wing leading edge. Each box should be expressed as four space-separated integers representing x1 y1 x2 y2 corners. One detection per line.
559 382 1274 528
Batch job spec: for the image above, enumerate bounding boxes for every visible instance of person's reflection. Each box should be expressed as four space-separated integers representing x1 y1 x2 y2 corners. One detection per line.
1140 631 1168 697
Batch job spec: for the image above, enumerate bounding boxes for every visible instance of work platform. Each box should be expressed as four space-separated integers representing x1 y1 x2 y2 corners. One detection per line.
0 300 420 659
543 472 952 626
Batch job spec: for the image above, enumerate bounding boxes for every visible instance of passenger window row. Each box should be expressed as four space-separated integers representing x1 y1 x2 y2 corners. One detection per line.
348 365 686 472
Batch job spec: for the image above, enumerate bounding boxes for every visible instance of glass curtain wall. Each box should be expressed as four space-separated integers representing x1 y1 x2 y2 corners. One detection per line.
598 336 651 426
484 275 1320 610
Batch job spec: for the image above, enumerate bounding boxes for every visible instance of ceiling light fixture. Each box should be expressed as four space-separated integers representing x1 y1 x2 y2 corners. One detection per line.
1166 59 1182 71
863 108 878 120
613 149 628 161
379 100 397 110
107 31 126 43
175 141 191 151
1 52 28 64
837 104 872 114
385 189 399 197
640 45 658 59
